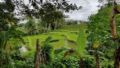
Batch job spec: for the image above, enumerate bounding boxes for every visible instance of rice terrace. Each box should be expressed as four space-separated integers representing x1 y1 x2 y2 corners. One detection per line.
1 0 120 68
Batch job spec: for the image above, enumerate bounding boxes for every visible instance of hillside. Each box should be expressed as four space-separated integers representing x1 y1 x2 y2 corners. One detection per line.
22 24 87 56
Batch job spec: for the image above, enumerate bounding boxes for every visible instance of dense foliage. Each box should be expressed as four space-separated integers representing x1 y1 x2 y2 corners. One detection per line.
1 0 120 68
88 5 120 68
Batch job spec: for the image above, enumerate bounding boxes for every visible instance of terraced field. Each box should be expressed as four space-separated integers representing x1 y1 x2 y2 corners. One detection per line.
22 24 87 56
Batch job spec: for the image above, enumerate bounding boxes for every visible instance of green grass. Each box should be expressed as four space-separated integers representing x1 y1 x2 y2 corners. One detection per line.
23 24 87 55
54 24 81 32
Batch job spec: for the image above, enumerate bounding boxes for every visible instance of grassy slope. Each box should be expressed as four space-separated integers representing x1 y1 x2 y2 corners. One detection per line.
23 24 87 55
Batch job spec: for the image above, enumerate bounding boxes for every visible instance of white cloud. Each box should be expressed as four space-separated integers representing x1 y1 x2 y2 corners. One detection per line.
21 0 100 21
0 0 4 2
0 0 101 21
65 0 100 21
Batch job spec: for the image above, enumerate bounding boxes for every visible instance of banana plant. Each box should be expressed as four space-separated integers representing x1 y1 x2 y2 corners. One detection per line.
0 27 24 67
53 24 88 67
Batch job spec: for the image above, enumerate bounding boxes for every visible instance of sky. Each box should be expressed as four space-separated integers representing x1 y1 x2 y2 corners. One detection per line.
23 0 102 21
65 0 101 21
0 0 102 21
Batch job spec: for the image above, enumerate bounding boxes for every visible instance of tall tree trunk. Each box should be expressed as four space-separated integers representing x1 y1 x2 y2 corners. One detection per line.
110 0 120 68
110 14 117 39
34 39 42 68
51 23 55 30
48 23 51 31
79 58 84 68
110 0 117 39
114 47 120 68
95 51 100 68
